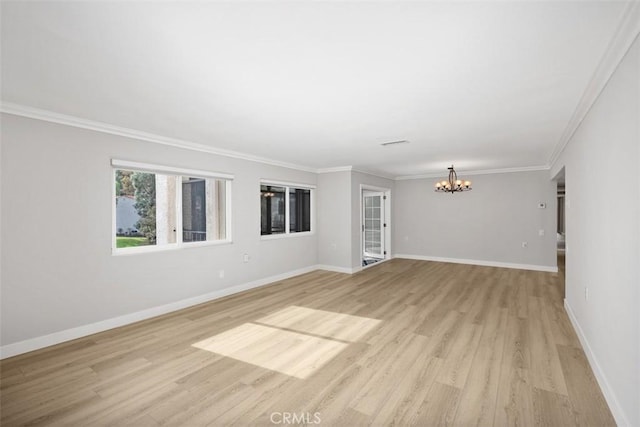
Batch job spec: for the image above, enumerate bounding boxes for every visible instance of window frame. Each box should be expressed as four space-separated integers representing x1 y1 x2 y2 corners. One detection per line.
111 159 233 255
260 179 315 240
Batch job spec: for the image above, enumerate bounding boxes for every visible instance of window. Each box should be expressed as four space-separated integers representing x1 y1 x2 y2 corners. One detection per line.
261 185 286 235
113 160 232 253
289 188 311 233
261 182 313 236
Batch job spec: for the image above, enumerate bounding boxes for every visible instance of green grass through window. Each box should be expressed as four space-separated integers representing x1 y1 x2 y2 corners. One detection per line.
116 236 151 248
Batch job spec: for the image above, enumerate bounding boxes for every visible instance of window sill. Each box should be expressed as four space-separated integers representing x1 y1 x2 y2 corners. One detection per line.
260 232 314 241
112 239 233 256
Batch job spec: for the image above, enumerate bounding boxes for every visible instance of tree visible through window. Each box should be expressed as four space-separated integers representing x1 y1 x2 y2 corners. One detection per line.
114 168 229 250
115 170 157 247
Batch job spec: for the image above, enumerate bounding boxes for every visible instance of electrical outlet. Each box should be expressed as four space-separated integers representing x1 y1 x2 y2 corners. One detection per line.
522 241 528 248
539 229 545 236
243 253 250 263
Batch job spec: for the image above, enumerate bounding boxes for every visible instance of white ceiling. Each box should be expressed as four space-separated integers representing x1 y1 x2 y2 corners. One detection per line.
0 1 629 177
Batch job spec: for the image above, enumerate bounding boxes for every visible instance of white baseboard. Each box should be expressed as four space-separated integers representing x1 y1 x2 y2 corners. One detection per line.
0 256 556 360
564 299 629 427
393 254 558 272
316 264 358 274
0 265 318 360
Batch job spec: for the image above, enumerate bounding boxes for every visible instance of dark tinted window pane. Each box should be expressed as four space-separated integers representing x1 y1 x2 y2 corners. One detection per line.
182 177 207 242
289 188 311 233
182 177 226 242
261 185 286 235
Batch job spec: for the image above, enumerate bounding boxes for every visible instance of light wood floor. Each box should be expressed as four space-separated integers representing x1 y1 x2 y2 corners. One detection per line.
0 259 615 426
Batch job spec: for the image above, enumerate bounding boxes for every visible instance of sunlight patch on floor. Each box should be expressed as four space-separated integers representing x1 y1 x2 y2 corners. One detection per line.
255 305 381 342
193 323 348 379
192 306 381 379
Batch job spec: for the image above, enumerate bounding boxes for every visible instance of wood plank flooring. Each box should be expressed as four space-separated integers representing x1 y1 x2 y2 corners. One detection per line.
0 259 615 426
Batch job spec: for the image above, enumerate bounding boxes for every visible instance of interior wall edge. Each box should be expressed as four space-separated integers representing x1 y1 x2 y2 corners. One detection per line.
547 1 640 168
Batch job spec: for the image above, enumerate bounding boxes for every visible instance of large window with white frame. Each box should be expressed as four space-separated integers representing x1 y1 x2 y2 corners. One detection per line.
112 160 232 253
261 181 313 236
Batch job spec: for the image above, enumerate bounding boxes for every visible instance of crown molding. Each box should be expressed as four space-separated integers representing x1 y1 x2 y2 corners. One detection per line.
317 166 395 181
0 103 564 181
317 166 353 173
351 168 395 181
548 1 640 168
395 165 550 181
0 102 318 174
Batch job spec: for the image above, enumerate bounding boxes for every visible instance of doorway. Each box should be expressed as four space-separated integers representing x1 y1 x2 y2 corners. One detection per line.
361 186 391 268
553 167 566 299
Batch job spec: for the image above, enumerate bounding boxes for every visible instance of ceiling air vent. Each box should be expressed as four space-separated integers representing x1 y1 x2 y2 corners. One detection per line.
380 140 409 147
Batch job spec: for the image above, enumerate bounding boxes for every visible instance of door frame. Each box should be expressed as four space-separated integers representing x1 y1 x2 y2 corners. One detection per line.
360 184 391 268
362 190 385 259
552 166 566 300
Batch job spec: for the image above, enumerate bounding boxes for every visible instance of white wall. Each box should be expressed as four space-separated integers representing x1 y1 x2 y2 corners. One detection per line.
393 170 557 270
316 170 395 272
316 171 352 271
550 35 639 427
0 114 318 352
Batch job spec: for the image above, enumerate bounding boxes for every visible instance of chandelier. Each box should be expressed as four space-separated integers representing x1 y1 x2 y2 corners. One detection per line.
434 165 472 193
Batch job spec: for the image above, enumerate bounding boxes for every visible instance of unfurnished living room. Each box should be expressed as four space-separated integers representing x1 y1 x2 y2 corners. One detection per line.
1 1 639 426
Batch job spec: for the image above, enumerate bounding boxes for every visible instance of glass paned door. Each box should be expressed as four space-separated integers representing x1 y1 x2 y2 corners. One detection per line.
363 192 384 258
